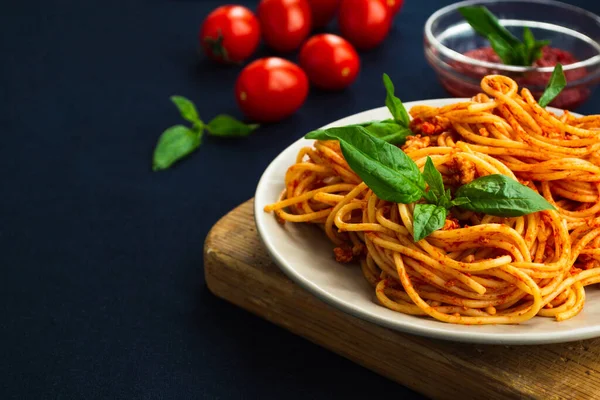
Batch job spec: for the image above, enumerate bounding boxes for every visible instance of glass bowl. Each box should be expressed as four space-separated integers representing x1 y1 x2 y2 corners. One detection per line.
424 0 600 110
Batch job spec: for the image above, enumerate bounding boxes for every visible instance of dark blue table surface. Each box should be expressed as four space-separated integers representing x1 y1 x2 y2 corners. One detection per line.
3 0 600 398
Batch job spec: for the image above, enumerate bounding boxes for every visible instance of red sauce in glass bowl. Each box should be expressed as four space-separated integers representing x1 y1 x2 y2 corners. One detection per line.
443 46 590 109
464 46 581 69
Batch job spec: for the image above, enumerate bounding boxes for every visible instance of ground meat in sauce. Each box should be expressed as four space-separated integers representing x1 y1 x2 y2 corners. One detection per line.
334 247 354 263
352 243 365 256
448 155 477 185
578 255 600 270
401 135 430 153
409 116 451 136
517 178 531 187
442 217 460 231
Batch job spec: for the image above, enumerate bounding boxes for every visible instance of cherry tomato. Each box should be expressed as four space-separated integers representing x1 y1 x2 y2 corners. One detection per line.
338 0 392 50
306 0 340 28
258 0 312 53
299 34 360 90
200 5 260 63
235 58 309 122
385 0 403 15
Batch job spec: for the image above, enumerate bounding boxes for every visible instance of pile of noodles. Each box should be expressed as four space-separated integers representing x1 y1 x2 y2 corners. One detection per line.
264 74 600 325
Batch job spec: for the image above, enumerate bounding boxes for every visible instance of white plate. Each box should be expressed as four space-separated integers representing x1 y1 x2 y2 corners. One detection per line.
254 99 600 345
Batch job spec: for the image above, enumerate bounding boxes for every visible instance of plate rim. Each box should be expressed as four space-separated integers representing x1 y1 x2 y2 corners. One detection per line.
254 100 600 345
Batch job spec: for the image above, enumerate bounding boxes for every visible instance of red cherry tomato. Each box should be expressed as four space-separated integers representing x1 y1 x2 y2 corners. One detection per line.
200 5 260 63
258 0 312 53
299 34 360 90
338 0 392 50
385 0 403 15
235 58 309 122
306 0 340 28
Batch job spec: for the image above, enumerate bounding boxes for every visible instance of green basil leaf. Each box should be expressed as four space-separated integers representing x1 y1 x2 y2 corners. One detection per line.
152 125 202 171
433 189 452 209
538 64 566 108
455 174 555 217
170 96 202 126
423 191 438 204
527 41 548 66
306 121 378 140
522 27 535 50
412 204 448 242
367 122 412 145
308 126 425 203
422 157 445 200
459 6 521 48
488 33 519 65
450 197 470 207
522 27 549 65
206 115 259 137
459 6 549 66
382 74 410 127
306 120 412 145
305 129 331 140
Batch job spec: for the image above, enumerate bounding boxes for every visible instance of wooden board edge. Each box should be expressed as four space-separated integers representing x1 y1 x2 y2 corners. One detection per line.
202 201 532 400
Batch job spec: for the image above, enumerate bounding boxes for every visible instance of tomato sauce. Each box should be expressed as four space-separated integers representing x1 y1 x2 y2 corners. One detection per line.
443 46 590 110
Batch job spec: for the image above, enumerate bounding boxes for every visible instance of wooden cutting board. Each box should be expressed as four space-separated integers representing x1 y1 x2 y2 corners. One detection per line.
203 199 600 400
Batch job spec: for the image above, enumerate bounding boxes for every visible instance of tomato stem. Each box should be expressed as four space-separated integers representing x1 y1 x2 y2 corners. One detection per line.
204 30 229 62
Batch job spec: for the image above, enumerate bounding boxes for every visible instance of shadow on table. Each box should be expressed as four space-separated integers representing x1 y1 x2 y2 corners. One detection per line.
194 284 421 398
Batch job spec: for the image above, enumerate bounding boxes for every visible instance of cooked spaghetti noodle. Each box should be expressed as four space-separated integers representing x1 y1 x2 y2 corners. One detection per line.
264 74 600 325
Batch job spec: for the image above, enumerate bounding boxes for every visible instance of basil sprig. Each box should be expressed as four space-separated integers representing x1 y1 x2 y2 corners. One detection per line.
538 64 567 107
422 156 445 203
152 96 258 171
455 174 555 217
304 72 556 240
307 126 425 203
383 73 411 126
307 74 413 145
413 204 448 242
305 127 554 241
459 6 549 66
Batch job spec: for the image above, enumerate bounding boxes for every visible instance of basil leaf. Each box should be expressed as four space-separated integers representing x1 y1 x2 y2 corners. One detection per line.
422 157 445 200
523 27 550 65
459 6 521 47
459 6 548 66
206 115 259 137
433 189 452 209
170 96 202 126
522 27 535 50
488 33 518 65
307 126 425 203
522 27 549 65
455 174 555 217
423 191 438 204
412 204 448 242
528 41 548 66
367 121 412 145
306 121 378 140
538 64 566 108
306 120 411 145
382 74 410 127
305 129 331 140
450 197 470 207
152 125 201 171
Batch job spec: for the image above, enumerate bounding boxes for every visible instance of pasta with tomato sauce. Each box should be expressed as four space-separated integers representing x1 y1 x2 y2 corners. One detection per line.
264 74 600 325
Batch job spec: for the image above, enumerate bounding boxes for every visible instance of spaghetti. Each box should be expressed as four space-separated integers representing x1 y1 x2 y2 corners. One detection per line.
264 74 600 325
